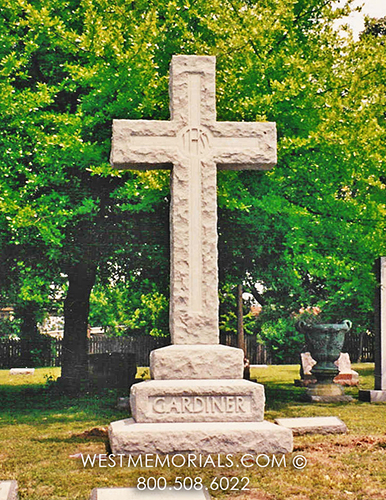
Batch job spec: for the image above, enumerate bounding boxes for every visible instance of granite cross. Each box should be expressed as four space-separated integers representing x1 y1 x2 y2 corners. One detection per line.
110 55 276 345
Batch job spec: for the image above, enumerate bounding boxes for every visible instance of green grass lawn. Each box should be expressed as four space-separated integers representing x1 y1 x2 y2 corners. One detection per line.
0 364 385 499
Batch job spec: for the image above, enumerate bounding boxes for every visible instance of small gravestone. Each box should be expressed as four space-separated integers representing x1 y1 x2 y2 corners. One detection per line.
88 352 136 391
90 488 211 500
117 396 130 410
294 352 317 386
0 481 18 500
275 416 347 435
302 352 316 376
334 352 359 386
9 368 34 376
360 257 386 402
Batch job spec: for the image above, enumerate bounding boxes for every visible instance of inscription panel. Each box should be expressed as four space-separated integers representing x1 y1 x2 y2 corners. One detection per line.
150 395 251 416
131 379 265 423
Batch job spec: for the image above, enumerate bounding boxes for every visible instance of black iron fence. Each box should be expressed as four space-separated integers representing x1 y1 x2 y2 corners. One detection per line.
343 330 375 363
0 330 374 369
0 335 170 369
0 337 62 369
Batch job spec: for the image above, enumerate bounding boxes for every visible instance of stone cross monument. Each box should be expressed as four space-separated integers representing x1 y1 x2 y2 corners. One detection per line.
109 55 293 454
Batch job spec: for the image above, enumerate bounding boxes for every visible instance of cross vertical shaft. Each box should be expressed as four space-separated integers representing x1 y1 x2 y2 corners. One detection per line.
169 58 219 344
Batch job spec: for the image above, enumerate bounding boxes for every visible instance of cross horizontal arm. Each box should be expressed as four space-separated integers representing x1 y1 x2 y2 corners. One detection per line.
110 119 180 169
210 121 277 170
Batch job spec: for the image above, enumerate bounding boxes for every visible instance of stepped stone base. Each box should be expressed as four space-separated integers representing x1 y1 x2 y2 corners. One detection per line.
131 379 265 423
109 419 293 455
150 345 244 380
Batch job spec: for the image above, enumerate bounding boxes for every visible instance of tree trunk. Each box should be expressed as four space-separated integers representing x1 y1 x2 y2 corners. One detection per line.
14 303 40 340
13 302 42 367
60 262 97 392
237 284 245 354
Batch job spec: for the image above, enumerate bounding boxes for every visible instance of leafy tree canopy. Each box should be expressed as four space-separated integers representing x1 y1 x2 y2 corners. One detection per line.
0 0 384 348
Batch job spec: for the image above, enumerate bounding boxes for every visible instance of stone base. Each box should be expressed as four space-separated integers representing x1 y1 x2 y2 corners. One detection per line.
275 416 347 435
131 379 265 423
0 481 18 500
150 345 244 380
109 419 293 455
304 383 352 403
359 390 386 403
90 488 211 499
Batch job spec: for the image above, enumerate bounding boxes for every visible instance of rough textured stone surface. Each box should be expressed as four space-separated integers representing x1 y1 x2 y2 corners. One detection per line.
0 481 18 500
90 488 211 500
150 345 244 380
110 55 276 345
9 368 34 375
131 379 264 423
109 419 293 455
334 353 359 386
359 390 386 402
275 417 347 435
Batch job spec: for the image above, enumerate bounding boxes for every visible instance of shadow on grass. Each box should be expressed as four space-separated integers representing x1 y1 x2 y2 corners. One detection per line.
263 382 306 410
262 381 364 412
0 383 129 423
356 365 376 378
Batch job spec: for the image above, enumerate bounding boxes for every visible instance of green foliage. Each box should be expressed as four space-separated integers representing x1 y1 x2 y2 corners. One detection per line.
0 0 385 351
258 316 305 364
124 291 169 337
215 3 386 333
89 279 169 337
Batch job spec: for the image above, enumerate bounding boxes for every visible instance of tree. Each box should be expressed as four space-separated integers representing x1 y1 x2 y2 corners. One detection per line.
215 0 386 335
0 0 171 388
0 0 385 384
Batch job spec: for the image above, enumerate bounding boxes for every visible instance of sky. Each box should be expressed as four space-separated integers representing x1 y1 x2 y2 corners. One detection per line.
338 0 386 38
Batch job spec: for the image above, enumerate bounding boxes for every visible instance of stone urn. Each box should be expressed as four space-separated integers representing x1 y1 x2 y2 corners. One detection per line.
296 320 353 402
